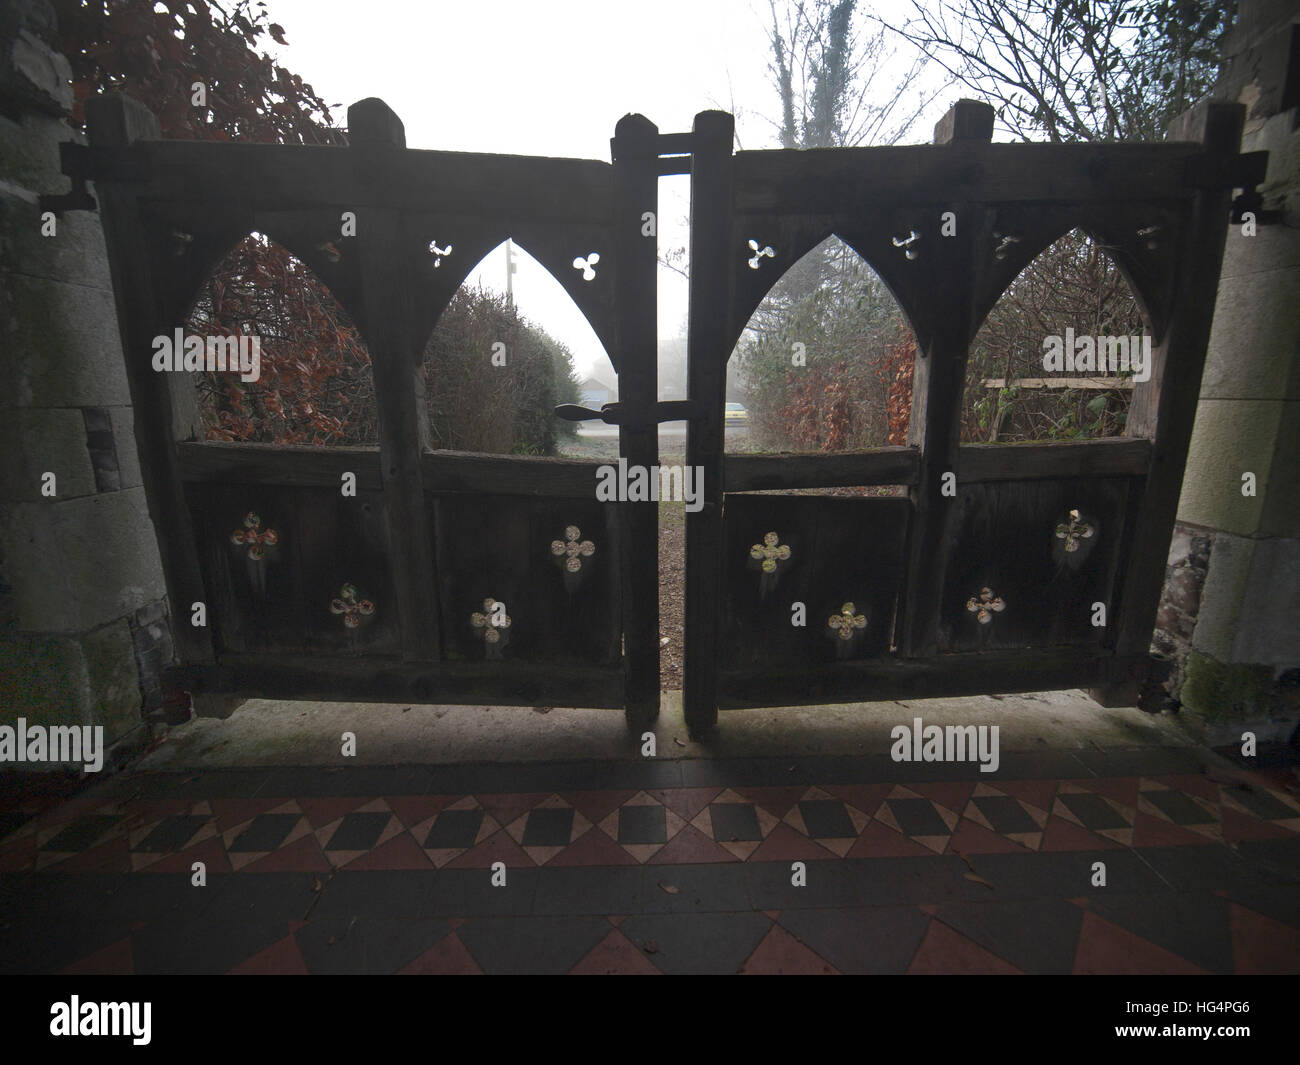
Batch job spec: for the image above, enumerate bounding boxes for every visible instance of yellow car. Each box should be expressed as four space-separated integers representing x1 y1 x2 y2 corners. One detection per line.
724 402 749 426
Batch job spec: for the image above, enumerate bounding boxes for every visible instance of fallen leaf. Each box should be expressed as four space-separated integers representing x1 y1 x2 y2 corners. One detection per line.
658 882 679 894
643 939 659 954
963 871 995 889
674 737 686 747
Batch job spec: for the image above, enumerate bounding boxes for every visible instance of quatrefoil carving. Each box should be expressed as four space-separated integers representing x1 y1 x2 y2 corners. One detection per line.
572 253 600 280
966 587 1006 624
1055 509 1095 552
231 511 278 560
749 531 791 573
330 583 374 628
428 240 453 267
471 598 512 644
552 525 596 573
827 602 867 641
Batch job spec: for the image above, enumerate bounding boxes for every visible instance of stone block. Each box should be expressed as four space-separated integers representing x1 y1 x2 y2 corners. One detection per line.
1199 265 1300 402
1179 397 1283 535
0 272 131 408
0 183 114 290
109 405 141 488
1234 536 1300 664
1 487 165 632
0 631 89 728
82 619 142 742
1180 648 1276 722
1192 531 1256 661
0 407 96 500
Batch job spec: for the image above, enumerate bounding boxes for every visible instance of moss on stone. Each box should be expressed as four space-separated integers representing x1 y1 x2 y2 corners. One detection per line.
1180 649 1275 721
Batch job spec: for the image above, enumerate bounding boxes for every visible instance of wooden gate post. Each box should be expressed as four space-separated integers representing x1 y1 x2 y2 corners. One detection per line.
683 111 735 737
348 98 441 663
611 114 661 728
87 94 217 676
898 100 995 658
1092 102 1245 706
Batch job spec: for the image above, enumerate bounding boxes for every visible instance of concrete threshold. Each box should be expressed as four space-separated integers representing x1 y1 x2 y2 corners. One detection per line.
138 689 1195 770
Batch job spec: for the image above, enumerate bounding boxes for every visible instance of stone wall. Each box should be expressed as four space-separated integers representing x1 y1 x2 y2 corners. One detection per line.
0 0 174 772
1155 0 1300 745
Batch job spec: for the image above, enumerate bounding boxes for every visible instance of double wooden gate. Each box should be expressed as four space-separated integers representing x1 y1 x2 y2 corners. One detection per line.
72 94 1263 737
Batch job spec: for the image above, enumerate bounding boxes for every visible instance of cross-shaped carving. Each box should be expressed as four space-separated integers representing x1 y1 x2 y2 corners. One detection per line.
551 525 596 573
428 240 453 267
1055 509 1095 552
230 511 278 560
747 239 775 269
471 598 512 644
572 253 600 281
828 602 867 641
749 531 791 573
330 583 374 628
966 587 1006 624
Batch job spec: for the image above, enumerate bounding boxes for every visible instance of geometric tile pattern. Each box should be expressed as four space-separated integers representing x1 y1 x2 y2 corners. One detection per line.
1 764 1297 974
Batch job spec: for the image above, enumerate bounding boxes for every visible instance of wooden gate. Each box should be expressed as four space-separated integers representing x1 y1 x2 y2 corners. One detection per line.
71 96 663 727
681 101 1265 736
70 94 1264 738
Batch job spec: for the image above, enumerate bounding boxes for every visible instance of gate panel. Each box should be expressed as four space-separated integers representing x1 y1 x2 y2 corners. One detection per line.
682 100 1264 734
722 495 909 668
80 94 661 722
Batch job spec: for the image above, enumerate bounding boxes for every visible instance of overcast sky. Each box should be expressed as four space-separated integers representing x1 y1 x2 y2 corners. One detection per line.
263 0 950 382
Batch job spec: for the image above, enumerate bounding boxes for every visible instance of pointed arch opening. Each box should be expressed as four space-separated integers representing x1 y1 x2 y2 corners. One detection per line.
732 235 918 472
185 233 378 446
420 239 606 458
961 228 1150 444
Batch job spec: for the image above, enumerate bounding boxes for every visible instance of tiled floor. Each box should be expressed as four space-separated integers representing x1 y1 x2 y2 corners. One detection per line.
1 747 1297 974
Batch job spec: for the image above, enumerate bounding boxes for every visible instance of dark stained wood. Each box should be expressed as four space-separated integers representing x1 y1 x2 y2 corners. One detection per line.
682 111 735 738
87 94 215 666
73 140 614 222
721 496 911 668
169 655 625 708
1112 103 1245 661
725 447 919 491
896 103 996 660
177 440 612 498
611 114 662 727
956 438 1151 482
717 651 1159 709
731 142 1247 213
177 441 383 490
349 99 440 662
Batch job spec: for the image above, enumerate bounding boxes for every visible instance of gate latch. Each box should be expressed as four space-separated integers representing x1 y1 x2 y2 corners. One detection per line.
555 400 703 427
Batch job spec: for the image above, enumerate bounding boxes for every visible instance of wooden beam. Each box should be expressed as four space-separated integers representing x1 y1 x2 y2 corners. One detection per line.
956 438 1151 482
896 101 995 659
176 440 611 498
87 94 215 667
981 377 1135 390
349 99 440 662
1112 104 1245 662
717 651 1160 709
612 114 662 728
725 447 919 491
682 110 735 739
732 141 1254 214
71 139 614 222
169 655 624 708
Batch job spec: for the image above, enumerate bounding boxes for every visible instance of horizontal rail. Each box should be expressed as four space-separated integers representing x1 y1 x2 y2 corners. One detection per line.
177 441 614 498
168 655 625 708
718 650 1158 708
733 143 1265 213
66 140 614 222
